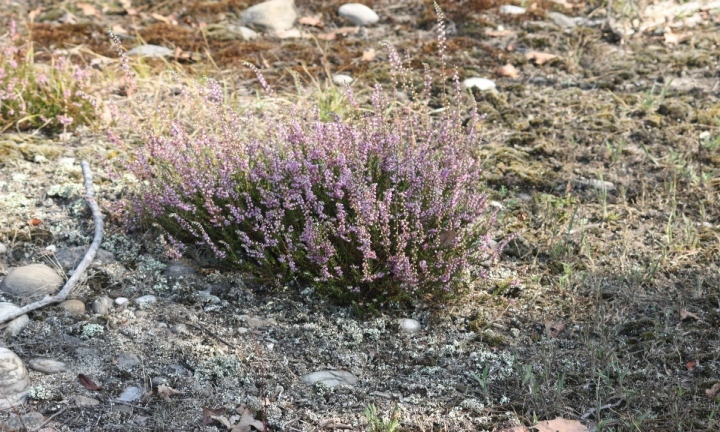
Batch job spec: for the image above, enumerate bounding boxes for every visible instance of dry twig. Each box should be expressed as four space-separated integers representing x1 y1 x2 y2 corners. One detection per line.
0 161 104 324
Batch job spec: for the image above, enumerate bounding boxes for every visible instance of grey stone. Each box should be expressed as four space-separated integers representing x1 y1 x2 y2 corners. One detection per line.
0 347 30 409
117 386 144 402
115 352 141 369
75 395 100 407
0 303 30 337
127 44 173 58
135 295 157 308
151 376 166 386
301 370 359 387
28 358 69 374
92 296 113 315
1 411 44 430
61 299 86 316
332 74 353 85
115 297 129 306
499 4 526 14
163 261 195 278
241 0 297 32
548 11 581 29
462 77 497 92
164 364 191 377
338 3 379 26
55 246 116 271
398 318 421 333
0 264 62 300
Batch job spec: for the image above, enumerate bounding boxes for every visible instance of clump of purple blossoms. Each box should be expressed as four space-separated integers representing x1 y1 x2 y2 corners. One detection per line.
122 18 511 306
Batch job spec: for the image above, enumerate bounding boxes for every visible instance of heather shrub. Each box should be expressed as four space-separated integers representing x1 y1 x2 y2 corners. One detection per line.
120 9 510 306
0 22 94 133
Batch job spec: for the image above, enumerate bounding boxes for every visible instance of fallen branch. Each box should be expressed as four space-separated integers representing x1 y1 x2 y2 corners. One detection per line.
0 160 104 324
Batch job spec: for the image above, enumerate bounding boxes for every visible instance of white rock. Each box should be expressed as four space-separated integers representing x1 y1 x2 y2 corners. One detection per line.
0 347 30 409
462 77 497 92
332 74 354 85
28 358 69 374
397 318 421 333
338 3 379 26
135 295 158 308
499 5 526 15
548 11 581 29
0 264 62 300
115 297 128 305
127 44 173 58
92 296 113 315
241 0 297 32
301 370 359 387
117 386 144 402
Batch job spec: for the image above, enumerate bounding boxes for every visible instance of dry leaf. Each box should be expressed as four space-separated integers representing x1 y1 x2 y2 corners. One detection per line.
27 218 42 226
211 415 233 429
202 407 225 426
686 360 696 370
706 383 720 398
111 24 128 35
496 63 519 78
77 374 102 391
525 51 558 65
151 13 170 24
317 32 336 41
156 385 182 400
76 2 100 18
230 407 265 432
549 0 575 9
535 417 590 432
680 308 700 321
361 48 376 61
119 0 132 9
663 29 692 45
545 320 565 338
29 7 44 21
299 15 324 27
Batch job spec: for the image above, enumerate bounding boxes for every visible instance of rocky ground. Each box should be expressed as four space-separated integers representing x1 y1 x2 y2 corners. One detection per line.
1 0 720 431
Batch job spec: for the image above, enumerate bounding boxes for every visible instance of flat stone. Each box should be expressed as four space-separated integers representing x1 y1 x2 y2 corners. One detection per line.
398 318 421 333
338 3 379 26
0 347 30 409
1 411 44 430
92 296 113 315
332 74 354 85
115 352 141 369
301 370 359 387
127 44 173 57
135 295 157 308
462 77 497 92
0 264 62 300
75 395 100 407
117 386 144 402
28 358 69 374
61 299 86 316
162 261 195 278
54 246 116 271
241 0 297 32
499 4 526 14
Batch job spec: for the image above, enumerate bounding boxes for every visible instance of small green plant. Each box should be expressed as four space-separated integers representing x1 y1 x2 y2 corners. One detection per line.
0 22 95 133
365 404 400 432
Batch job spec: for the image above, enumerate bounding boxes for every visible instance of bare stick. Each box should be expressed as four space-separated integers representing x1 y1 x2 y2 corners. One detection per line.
0 161 104 324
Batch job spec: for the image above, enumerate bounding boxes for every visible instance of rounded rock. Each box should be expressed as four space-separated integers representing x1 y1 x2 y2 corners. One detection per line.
462 77 497 92
397 318 421 333
114 297 129 306
0 347 30 409
61 299 85 317
135 295 158 308
28 358 69 374
332 74 354 85
91 296 113 315
0 264 62 300
338 3 379 26
241 0 297 32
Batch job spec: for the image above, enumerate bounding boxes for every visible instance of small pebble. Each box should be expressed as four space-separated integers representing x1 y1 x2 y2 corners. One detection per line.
115 297 129 306
92 296 113 315
117 386 144 402
397 318 421 333
61 299 86 316
338 3 380 26
499 4 526 14
462 77 497 92
28 358 69 374
75 395 100 407
332 74 353 85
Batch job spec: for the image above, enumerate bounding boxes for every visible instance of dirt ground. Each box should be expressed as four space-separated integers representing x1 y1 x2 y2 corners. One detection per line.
1 0 720 431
